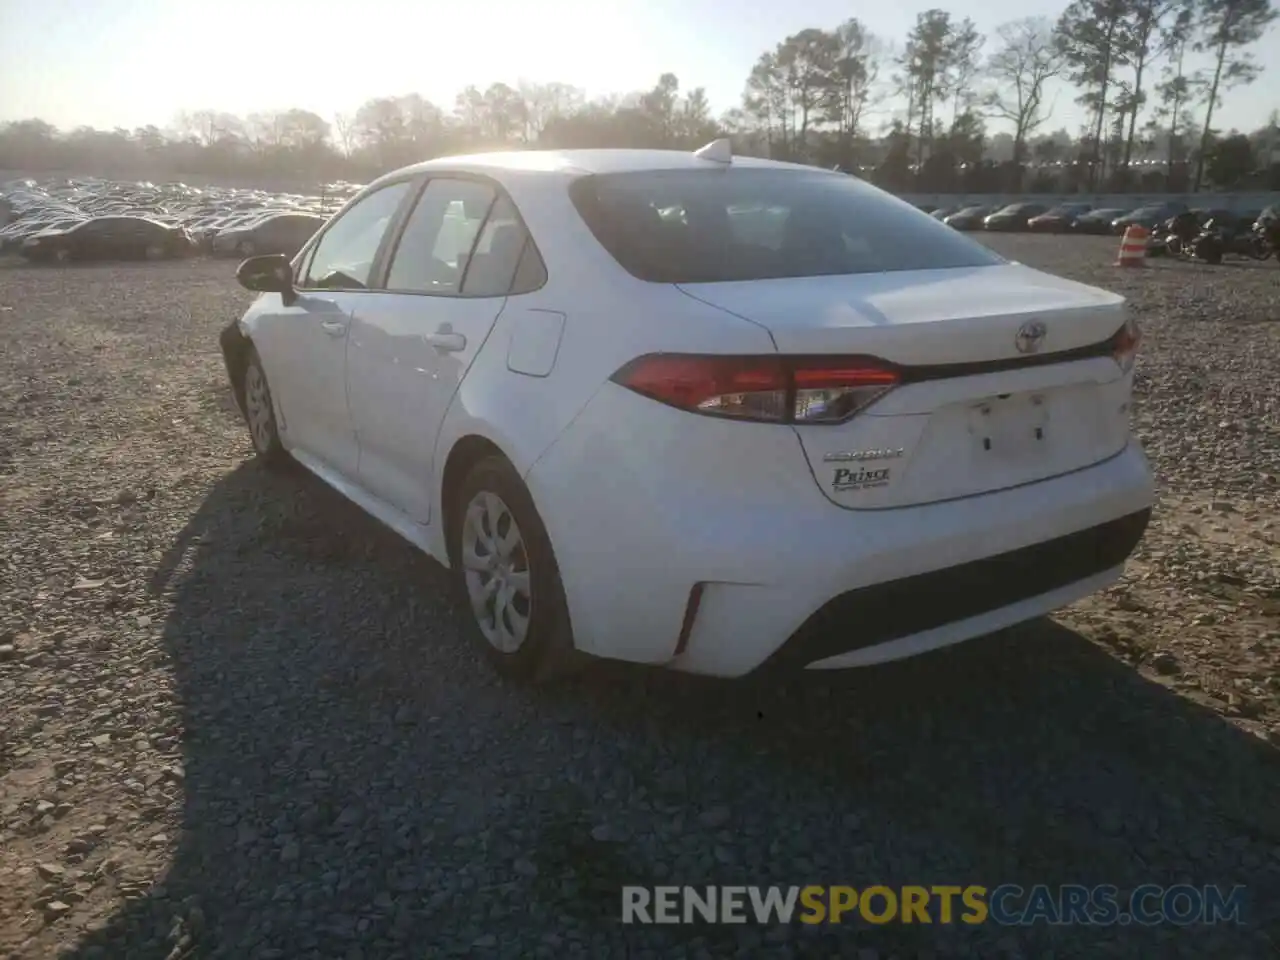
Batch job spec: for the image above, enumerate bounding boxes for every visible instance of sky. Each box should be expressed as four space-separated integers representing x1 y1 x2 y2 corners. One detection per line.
0 0 1276 138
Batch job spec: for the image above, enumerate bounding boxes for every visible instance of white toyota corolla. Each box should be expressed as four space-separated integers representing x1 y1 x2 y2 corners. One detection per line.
219 140 1154 680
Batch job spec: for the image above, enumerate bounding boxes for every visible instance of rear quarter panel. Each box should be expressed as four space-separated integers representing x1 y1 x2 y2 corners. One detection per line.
428 170 779 561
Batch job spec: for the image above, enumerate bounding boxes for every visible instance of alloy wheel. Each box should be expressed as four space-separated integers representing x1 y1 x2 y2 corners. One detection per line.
460 491 532 653
244 363 275 453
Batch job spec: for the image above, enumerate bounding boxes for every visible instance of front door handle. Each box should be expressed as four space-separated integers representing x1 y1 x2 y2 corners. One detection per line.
423 331 467 352
320 320 347 337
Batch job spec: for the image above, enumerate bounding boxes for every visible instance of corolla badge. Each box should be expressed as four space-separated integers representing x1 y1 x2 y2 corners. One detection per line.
822 448 905 463
1015 320 1047 354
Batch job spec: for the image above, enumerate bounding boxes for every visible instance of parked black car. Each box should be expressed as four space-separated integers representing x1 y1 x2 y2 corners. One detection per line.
0 215 85 252
1027 202 1093 232
20 216 195 263
1072 208 1132 234
930 206 958 221
983 203 1048 231
212 212 326 258
942 205 994 230
1111 201 1188 234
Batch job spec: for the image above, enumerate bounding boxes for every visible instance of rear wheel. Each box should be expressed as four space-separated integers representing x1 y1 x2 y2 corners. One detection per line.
242 349 289 468
450 456 571 680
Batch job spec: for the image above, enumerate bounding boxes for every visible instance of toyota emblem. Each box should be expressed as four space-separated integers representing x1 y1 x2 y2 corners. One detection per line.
1015 320 1047 354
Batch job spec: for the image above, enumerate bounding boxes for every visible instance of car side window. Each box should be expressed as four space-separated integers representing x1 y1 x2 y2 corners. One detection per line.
461 195 533 297
301 181 412 291
384 179 496 295
509 236 547 294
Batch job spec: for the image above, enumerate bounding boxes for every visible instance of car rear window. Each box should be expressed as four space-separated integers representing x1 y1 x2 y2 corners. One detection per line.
567 169 1003 284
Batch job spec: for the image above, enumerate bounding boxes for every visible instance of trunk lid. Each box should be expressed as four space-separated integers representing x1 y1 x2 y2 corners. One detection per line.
678 264 1134 510
677 264 1124 364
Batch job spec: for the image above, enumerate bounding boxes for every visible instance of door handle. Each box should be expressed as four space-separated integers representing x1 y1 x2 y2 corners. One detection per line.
320 320 347 337
423 331 467 352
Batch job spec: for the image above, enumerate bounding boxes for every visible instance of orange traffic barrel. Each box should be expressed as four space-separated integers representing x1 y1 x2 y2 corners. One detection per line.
1115 225 1149 267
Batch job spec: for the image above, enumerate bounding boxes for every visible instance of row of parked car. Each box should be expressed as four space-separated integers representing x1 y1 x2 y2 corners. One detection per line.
0 177 361 263
917 199 1277 238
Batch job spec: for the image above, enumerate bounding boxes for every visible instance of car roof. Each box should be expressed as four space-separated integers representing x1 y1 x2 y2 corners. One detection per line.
375 148 833 187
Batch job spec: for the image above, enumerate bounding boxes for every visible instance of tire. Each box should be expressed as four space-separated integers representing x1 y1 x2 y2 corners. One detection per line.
241 348 289 468
54 247 72 264
1166 236 1182 257
449 455 571 680
237 239 256 257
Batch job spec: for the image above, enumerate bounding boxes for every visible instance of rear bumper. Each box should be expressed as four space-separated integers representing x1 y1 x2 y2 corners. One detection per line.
668 445 1152 677
756 507 1149 673
529 385 1155 678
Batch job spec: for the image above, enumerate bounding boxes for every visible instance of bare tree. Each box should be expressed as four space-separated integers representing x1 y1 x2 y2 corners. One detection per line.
984 18 1064 166
517 81 584 143
332 113 355 156
947 18 985 125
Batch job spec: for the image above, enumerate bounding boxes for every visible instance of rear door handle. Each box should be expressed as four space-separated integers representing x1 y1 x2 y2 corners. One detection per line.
320 319 347 337
423 331 467 352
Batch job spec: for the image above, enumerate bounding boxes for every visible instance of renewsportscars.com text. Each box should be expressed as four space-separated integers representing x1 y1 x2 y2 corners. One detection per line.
621 884 1246 927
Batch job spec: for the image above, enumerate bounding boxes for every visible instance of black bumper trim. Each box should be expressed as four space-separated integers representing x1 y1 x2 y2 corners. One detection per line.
758 507 1151 672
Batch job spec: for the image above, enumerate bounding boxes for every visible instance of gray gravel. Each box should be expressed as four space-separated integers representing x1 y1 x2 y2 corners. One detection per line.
1 237 1278 959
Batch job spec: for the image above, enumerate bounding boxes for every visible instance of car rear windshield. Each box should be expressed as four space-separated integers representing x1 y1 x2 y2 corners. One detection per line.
567 169 1003 284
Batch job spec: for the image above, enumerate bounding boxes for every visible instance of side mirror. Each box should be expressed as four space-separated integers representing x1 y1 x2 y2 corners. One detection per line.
236 254 297 306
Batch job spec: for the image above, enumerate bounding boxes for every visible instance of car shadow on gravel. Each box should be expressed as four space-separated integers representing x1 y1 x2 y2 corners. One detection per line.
64 460 1280 960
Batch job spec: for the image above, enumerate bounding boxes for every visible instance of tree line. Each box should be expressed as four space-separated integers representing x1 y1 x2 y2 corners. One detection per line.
1 0 1276 195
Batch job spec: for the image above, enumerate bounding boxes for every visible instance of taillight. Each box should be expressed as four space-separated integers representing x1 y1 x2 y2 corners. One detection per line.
610 354 900 424
1111 318 1141 373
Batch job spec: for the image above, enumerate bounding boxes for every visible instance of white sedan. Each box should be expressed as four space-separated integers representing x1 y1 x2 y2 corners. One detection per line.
218 141 1153 680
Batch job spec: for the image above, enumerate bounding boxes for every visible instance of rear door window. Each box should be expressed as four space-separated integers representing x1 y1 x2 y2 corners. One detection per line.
460 195 530 297
383 178 495 295
509 237 548 294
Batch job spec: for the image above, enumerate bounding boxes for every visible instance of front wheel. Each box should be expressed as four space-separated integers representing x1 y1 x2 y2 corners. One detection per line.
242 349 289 468
450 456 571 680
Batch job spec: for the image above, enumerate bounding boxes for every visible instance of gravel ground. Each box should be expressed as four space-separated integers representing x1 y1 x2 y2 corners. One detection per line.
1 236 1278 960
